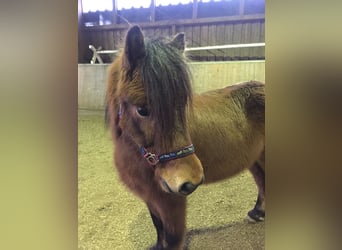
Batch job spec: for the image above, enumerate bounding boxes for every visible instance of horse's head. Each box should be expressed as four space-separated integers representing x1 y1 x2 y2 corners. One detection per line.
112 25 204 196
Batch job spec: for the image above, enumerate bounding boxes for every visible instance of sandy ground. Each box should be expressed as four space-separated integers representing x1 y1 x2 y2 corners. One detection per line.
78 110 264 249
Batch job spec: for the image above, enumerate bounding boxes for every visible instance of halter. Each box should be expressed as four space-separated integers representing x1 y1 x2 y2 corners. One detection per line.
118 103 195 166
140 144 195 166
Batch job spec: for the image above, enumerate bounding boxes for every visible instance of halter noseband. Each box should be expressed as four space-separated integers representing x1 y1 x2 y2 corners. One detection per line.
140 144 195 166
118 103 195 166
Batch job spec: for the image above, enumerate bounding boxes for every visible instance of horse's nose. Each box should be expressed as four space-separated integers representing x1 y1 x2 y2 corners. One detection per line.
178 178 204 195
179 182 197 195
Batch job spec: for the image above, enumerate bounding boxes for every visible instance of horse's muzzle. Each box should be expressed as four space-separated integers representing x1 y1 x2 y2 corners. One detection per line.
178 177 204 196
157 153 204 195
161 177 204 196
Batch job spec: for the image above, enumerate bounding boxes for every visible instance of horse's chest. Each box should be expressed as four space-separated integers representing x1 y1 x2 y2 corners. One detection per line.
114 143 155 196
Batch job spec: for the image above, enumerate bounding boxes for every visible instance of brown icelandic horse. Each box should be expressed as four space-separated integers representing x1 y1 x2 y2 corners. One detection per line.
105 25 265 249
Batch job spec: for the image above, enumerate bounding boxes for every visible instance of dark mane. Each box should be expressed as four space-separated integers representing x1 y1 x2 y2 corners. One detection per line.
140 37 193 143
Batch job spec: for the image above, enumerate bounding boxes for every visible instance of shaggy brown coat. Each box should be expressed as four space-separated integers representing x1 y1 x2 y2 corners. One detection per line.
106 25 265 250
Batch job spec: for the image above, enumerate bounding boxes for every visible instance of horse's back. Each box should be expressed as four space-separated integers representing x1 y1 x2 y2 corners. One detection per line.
190 81 265 182
194 80 264 129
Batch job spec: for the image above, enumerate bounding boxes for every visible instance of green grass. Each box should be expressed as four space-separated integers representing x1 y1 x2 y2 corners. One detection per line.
78 111 264 249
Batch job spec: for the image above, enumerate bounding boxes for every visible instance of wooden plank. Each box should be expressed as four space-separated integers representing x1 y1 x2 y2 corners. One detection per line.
215 24 225 60
154 27 169 37
176 24 185 34
189 25 201 60
250 21 260 58
192 25 201 47
107 31 115 61
97 31 103 49
208 25 217 46
119 29 126 48
232 23 242 59
102 30 109 50
224 24 234 59
260 20 265 42
171 24 176 36
90 31 98 48
143 27 154 37
259 20 265 58
207 24 217 59
200 24 209 60
108 30 114 50
184 25 193 47
113 30 120 49
164 27 172 37
154 27 161 37
216 24 225 45
242 22 251 58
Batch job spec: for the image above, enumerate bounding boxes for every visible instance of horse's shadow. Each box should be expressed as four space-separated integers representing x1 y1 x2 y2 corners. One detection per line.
184 221 264 250
129 209 265 250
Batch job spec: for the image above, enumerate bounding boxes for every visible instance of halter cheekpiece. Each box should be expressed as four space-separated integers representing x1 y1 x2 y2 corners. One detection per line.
118 102 195 166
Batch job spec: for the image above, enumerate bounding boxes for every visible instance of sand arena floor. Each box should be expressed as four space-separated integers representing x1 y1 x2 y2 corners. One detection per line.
78 110 264 249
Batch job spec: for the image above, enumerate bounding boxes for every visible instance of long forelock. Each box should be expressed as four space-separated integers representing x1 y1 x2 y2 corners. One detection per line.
140 37 193 144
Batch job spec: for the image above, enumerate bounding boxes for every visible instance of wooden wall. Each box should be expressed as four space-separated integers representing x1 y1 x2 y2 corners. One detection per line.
190 60 265 93
78 61 265 110
79 17 265 63
79 0 265 63
78 65 108 110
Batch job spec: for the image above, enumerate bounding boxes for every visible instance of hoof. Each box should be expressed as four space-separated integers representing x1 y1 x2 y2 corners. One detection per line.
245 209 265 223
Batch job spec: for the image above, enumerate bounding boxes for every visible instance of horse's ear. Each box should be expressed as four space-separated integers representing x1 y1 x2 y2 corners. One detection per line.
169 32 185 52
123 25 146 72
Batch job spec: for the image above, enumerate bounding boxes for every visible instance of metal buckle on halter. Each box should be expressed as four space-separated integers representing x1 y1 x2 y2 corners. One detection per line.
143 152 159 165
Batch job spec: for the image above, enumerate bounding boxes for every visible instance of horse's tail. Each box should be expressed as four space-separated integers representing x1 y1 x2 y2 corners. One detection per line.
245 81 265 125
231 81 265 125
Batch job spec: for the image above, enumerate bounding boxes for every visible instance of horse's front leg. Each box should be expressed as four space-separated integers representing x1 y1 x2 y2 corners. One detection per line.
147 195 186 250
148 208 164 250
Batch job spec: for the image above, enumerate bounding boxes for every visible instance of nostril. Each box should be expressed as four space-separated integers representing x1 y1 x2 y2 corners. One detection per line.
161 180 173 193
179 182 197 195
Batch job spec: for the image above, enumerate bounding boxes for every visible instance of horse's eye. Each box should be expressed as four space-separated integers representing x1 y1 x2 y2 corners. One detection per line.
136 106 150 117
